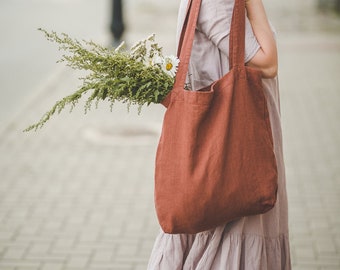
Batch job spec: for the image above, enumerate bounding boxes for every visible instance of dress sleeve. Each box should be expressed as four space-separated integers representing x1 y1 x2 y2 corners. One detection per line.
196 0 260 63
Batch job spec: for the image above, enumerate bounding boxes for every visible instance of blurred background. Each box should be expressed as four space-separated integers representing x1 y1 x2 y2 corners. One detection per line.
0 0 339 269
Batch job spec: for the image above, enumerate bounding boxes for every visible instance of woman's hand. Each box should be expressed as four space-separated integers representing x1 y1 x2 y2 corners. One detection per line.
246 0 278 78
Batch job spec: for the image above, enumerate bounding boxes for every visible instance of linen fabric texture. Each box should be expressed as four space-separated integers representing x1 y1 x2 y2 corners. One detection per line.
148 0 291 268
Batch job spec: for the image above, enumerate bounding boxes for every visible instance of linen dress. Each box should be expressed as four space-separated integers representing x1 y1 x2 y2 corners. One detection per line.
148 0 291 269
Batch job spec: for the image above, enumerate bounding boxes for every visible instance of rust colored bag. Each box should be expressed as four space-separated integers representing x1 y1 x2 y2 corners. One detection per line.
155 0 278 234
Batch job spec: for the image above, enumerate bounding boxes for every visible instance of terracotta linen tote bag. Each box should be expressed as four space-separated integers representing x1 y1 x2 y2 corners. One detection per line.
155 0 278 234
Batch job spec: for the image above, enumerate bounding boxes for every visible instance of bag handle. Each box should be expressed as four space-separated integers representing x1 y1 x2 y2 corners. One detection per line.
174 0 201 89
174 0 246 90
229 0 246 69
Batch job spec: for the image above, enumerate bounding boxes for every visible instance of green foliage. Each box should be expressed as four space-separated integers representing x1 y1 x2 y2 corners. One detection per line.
24 29 174 132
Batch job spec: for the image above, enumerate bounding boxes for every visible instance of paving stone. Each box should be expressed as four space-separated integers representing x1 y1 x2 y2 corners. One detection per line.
66 256 90 268
0 261 41 268
91 249 113 263
41 263 64 270
86 263 133 270
315 238 338 254
292 266 319 270
26 243 51 256
14 267 41 270
2 247 27 260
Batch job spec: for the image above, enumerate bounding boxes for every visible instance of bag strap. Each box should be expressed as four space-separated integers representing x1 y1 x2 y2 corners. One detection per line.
174 0 246 90
176 1 191 58
174 0 201 89
229 0 246 69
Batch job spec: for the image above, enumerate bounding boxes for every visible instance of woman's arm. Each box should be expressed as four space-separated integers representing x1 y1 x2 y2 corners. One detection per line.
246 0 278 78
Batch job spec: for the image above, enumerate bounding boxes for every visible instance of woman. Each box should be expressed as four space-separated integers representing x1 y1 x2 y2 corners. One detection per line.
148 0 291 269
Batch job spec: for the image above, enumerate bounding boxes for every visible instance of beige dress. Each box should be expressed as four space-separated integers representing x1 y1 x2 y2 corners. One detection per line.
148 0 291 269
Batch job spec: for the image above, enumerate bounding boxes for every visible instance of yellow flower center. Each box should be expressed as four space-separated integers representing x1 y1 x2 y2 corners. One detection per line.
166 62 173 71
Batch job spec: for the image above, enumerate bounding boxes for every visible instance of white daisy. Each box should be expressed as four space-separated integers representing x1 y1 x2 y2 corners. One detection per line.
162 55 180 78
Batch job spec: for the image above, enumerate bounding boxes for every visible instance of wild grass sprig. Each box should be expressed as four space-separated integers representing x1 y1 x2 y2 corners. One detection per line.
24 28 179 132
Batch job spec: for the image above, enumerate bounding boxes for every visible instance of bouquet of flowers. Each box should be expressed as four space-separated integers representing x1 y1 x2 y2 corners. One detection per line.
24 29 179 132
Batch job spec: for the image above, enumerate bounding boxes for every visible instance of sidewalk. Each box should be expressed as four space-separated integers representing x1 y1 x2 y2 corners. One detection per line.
0 0 340 270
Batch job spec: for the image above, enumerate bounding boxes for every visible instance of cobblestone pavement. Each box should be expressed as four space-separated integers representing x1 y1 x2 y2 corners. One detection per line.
0 0 340 269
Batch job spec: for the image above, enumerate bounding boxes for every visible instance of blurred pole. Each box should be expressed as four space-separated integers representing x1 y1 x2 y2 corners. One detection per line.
317 0 340 12
317 0 328 10
336 0 340 12
110 0 124 46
